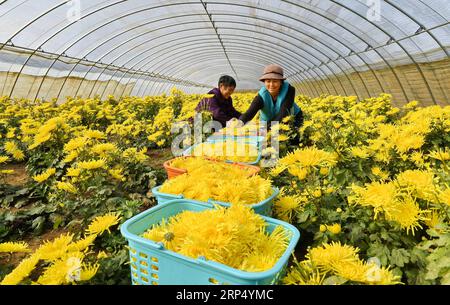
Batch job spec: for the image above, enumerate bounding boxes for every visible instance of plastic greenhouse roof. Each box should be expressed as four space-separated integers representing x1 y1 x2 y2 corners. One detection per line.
0 0 449 104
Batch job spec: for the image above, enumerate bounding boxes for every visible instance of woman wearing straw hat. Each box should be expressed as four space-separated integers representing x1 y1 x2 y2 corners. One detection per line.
239 64 303 128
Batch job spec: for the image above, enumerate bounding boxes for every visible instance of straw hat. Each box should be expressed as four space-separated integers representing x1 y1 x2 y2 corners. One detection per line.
259 64 286 82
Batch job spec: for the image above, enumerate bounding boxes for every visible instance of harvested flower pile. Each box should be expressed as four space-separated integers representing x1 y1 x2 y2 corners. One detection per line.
142 204 289 272
169 157 258 177
159 172 273 205
188 142 259 163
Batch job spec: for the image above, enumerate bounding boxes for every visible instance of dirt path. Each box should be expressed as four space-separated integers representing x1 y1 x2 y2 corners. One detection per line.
146 147 174 169
0 227 70 268
1 163 29 186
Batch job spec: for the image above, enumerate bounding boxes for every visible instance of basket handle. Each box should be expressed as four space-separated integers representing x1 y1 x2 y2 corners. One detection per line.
207 199 231 207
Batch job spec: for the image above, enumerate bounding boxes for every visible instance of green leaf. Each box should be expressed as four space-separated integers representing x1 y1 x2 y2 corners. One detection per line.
31 216 45 232
14 199 28 209
25 205 46 216
367 243 390 266
323 275 348 285
440 271 450 285
296 212 309 223
390 248 410 267
15 188 30 196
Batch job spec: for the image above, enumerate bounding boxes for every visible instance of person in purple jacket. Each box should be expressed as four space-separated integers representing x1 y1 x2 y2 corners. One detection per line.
193 75 241 127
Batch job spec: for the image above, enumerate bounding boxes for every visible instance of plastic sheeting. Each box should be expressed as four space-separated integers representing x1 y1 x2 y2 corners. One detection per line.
0 0 448 104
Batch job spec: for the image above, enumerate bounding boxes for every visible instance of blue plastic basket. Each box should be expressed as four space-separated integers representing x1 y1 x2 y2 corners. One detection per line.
182 142 262 165
206 135 265 147
152 185 279 216
120 200 300 285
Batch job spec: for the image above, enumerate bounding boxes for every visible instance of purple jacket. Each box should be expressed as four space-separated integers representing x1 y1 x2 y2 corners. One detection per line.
194 88 241 127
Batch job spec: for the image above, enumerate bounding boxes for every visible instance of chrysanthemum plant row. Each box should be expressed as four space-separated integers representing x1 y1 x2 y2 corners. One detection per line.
1 91 449 284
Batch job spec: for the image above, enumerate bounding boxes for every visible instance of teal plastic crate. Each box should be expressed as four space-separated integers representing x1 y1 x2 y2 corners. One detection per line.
206 135 265 147
182 142 262 165
120 200 300 285
152 185 279 216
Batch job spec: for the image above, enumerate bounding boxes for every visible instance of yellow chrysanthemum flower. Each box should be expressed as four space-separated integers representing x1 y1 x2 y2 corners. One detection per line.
35 233 74 261
348 181 398 219
66 167 81 177
429 148 450 162
0 156 9 164
327 223 342 235
84 130 105 139
63 150 79 163
4 141 25 161
91 143 117 157
274 194 303 222
0 241 30 253
307 242 360 273
396 170 435 200
142 205 288 272
439 188 450 206
32 168 56 183
63 137 86 153
279 146 337 169
37 254 84 285
77 159 106 170
56 181 77 194
67 234 97 252
85 213 121 236
109 168 125 181
0 255 40 285
386 196 429 235
79 263 100 281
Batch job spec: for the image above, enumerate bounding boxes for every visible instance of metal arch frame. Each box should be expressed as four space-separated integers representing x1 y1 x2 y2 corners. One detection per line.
106 25 334 98
37 12 211 101
139 40 318 97
81 16 342 100
50 18 214 100
138 25 351 97
211 1 404 99
44 36 221 100
109 35 320 98
326 0 438 104
106 37 306 88
77 21 330 100
14 2 369 99
133 48 301 97
96 25 319 99
101 17 344 98
70 5 448 98
123 24 338 98
5 0 203 98
6 1 369 99
105 39 310 98
97 10 367 98
415 0 450 102
387 0 449 59
0 0 29 18
128 39 318 96
416 0 449 30
5 0 132 98
204 2 385 96
137 20 343 95
145 60 264 96
82 26 222 99
199 0 238 79
135 52 285 96
1 0 446 100
383 0 449 103
257 0 410 101
137 60 262 96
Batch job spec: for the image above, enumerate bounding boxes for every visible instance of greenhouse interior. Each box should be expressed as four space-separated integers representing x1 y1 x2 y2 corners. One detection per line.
0 0 449 288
